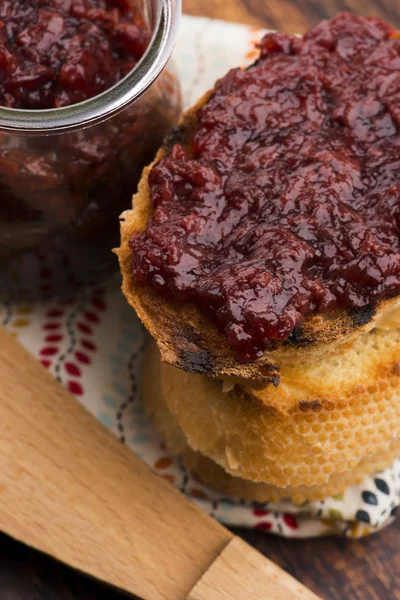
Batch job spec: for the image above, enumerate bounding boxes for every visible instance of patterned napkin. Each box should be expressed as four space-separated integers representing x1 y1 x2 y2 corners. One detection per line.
2 15 400 539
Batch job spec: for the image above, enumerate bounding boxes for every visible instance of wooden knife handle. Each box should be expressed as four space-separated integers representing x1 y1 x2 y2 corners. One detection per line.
0 328 320 600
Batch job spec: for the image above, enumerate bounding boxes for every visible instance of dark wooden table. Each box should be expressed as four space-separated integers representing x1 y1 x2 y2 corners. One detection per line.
2 1 400 599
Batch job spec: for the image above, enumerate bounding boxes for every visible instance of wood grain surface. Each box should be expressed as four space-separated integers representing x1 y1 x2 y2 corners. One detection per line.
186 537 319 600
0 327 318 600
183 0 400 31
2 1 400 600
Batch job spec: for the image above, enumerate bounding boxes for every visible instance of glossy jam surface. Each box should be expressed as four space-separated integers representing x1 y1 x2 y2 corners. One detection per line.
0 0 149 109
130 13 400 362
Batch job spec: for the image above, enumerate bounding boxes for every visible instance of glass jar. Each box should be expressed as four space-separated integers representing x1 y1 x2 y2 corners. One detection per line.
0 0 181 301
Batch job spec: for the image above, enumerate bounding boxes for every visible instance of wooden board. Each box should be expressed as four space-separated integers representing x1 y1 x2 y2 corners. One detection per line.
1 1 400 599
2 520 400 600
0 328 319 600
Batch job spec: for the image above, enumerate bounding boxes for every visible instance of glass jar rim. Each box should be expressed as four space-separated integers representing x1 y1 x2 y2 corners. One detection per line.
0 0 181 133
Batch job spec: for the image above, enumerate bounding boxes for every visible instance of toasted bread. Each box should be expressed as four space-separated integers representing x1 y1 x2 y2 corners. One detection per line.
142 328 400 494
144 366 400 503
118 89 400 384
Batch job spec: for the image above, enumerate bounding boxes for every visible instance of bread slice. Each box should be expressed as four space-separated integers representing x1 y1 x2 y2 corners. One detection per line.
142 329 400 496
144 366 400 503
117 89 400 384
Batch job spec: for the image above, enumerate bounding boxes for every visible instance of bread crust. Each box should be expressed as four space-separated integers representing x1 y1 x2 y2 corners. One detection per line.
117 88 400 383
144 371 400 503
142 330 400 491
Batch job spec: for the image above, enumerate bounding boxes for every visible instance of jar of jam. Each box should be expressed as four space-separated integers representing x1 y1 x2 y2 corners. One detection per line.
0 0 181 300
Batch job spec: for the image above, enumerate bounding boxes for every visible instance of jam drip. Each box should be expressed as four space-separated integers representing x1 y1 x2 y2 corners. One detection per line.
0 0 149 109
130 13 400 363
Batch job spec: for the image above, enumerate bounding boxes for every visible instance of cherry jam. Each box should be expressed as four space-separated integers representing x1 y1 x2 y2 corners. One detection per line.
130 13 400 362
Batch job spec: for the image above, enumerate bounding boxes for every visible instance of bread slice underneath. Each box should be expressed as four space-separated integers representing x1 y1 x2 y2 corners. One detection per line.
117 88 400 384
144 367 400 503
141 327 400 500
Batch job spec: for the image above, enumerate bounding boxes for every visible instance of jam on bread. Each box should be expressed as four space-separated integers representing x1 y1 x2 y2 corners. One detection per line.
130 13 400 362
